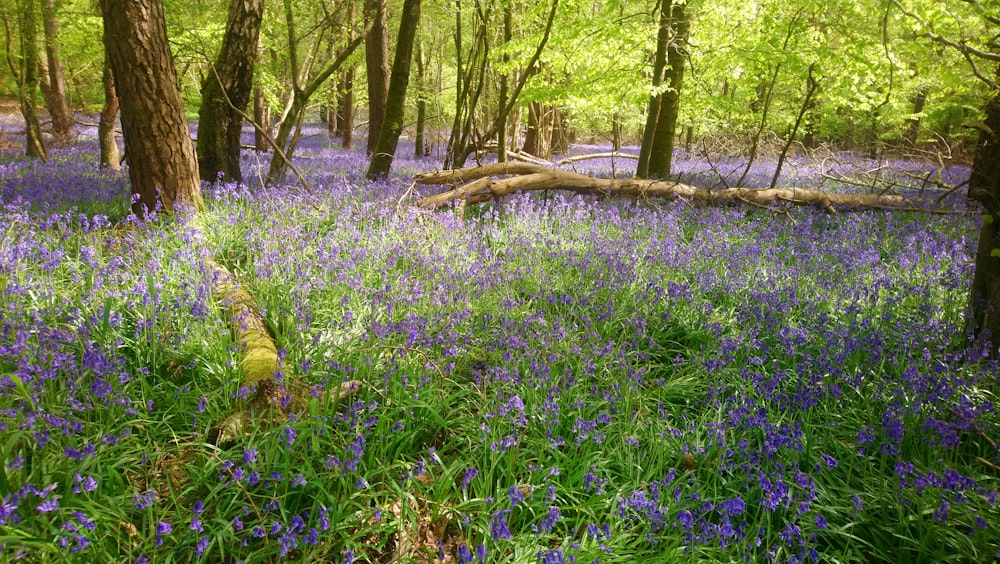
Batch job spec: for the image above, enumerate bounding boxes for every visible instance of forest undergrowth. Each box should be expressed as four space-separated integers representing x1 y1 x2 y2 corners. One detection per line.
0 123 997 563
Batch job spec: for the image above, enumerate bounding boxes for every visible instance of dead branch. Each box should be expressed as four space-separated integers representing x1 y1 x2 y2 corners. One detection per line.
413 164 929 213
556 152 640 165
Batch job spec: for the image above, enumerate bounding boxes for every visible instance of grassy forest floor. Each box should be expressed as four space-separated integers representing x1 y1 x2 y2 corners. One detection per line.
0 119 998 563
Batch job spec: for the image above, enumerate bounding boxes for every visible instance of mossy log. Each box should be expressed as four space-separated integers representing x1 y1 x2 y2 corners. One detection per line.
206 259 278 387
413 162 917 213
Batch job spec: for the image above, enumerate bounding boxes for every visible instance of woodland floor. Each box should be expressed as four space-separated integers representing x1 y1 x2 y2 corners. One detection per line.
0 118 997 563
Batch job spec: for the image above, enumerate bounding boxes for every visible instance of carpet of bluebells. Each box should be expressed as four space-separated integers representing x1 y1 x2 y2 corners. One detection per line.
1 119 998 563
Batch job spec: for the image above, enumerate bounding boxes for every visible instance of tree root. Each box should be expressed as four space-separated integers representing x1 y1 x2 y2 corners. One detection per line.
413 162 930 213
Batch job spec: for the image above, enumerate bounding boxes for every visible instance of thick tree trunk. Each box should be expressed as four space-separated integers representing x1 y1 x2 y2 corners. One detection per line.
98 47 120 170
39 0 73 145
197 0 265 183
968 73 1000 355
366 0 421 179
365 0 389 154
100 0 203 217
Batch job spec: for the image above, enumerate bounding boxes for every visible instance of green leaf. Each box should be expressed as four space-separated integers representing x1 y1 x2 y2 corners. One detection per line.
991 248 1000 257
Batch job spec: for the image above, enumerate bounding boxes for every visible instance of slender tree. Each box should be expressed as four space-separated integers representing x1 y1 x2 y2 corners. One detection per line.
637 0 688 179
265 0 365 185
365 0 389 154
39 0 73 145
336 0 357 149
98 43 119 170
197 0 265 183
366 0 421 179
100 0 203 217
413 36 426 157
4 0 47 160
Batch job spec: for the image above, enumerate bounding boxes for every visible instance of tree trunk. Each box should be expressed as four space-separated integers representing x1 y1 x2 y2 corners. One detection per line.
6 0 48 161
612 112 622 152
414 37 426 157
100 0 203 217
253 84 270 152
644 2 688 178
366 0 421 179
636 0 671 179
903 85 929 147
968 70 1000 356
496 1 513 163
197 0 265 183
337 67 355 148
98 45 120 170
365 0 389 154
522 101 542 156
337 1 356 149
39 0 73 145
551 107 570 156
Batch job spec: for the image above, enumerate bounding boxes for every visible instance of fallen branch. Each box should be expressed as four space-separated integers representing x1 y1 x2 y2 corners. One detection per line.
414 163 923 213
556 152 639 165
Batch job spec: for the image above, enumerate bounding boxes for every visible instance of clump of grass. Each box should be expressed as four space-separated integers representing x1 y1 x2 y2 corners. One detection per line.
1 140 997 563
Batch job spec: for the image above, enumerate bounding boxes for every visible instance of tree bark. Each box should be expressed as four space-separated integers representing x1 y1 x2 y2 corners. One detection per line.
100 0 203 217
496 1 513 163
98 44 120 170
522 102 542 156
551 107 570 156
337 1 356 149
414 37 426 157
366 0 421 179
197 0 265 183
903 85 929 147
337 67 355 148
39 0 73 145
968 69 1000 355
636 0 671 179
253 84 270 152
644 2 688 179
364 0 389 154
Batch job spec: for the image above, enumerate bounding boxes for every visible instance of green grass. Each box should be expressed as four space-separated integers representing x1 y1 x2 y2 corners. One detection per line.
1 171 998 563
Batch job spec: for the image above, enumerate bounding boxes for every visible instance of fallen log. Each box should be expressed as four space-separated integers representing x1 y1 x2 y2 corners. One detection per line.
413 162 922 213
